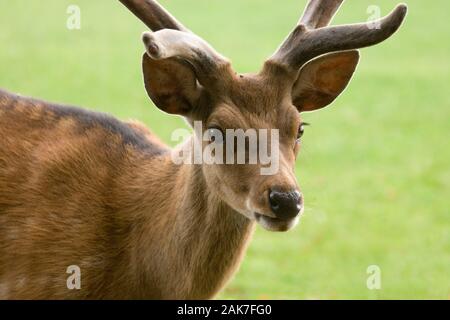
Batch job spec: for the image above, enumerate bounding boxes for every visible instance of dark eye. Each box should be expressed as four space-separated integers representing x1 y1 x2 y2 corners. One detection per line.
207 127 225 144
296 122 309 141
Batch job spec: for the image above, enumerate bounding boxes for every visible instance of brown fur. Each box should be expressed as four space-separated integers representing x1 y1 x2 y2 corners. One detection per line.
0 89 256 299
0 51 361 299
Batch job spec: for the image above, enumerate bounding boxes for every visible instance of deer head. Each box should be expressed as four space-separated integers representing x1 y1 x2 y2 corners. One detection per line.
120 0 407 232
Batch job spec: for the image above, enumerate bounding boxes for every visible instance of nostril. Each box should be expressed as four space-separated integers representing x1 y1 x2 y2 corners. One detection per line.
269 191 280 211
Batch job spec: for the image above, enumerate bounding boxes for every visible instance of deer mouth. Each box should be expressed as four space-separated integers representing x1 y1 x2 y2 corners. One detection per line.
254 213 299 232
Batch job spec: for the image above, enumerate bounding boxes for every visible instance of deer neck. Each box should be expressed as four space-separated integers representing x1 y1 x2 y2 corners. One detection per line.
129 137 256 298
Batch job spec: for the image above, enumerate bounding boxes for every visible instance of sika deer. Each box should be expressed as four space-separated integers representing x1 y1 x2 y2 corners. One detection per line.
0 0 407 299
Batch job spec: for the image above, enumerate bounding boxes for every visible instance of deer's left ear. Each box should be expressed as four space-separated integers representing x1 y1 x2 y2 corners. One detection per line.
142 53 201 115
291 50 360 112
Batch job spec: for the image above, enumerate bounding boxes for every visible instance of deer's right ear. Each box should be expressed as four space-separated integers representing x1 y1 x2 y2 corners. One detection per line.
142 53 201 115
291 50 360 113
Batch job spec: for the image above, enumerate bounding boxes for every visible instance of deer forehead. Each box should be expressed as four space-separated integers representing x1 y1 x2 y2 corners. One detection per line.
224 74 293 111
206 99 299 136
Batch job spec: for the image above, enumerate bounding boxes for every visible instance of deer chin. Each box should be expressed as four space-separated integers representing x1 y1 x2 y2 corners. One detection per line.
254 213 300 232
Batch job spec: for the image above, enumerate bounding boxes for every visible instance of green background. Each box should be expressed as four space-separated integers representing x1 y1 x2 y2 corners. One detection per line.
0 0 448 299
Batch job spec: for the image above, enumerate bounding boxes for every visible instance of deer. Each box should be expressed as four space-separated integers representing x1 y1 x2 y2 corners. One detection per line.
0 0 407 299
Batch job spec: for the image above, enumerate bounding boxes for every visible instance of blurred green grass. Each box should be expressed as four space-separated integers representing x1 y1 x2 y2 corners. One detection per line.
0 0 448 299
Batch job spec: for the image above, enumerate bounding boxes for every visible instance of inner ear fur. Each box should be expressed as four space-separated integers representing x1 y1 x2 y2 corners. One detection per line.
142 53 201 115
292 50 360 112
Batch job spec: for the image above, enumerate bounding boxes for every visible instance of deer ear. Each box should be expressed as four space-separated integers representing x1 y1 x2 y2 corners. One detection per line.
142 53 202 115
291 50 360 112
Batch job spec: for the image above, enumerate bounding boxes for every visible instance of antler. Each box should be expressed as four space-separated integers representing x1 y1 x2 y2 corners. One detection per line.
120 0 234 87
119 0 189 32
142 30 231 83
299 0 344 28
268 1 408 72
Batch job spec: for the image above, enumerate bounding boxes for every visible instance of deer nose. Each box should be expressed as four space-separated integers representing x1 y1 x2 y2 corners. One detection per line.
269 189 302 220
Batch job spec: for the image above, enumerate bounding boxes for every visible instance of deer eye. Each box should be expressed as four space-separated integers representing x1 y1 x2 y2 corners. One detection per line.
296 122 309 141
207 127 225 144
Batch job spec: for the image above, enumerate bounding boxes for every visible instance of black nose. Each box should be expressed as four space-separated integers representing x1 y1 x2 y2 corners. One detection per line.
269 189 302 220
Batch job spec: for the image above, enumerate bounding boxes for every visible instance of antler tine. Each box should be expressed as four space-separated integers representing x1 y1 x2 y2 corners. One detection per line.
121 1 234 89
142 29 233 87
119 0 189 32
269 3 408 72
299 0 344 29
